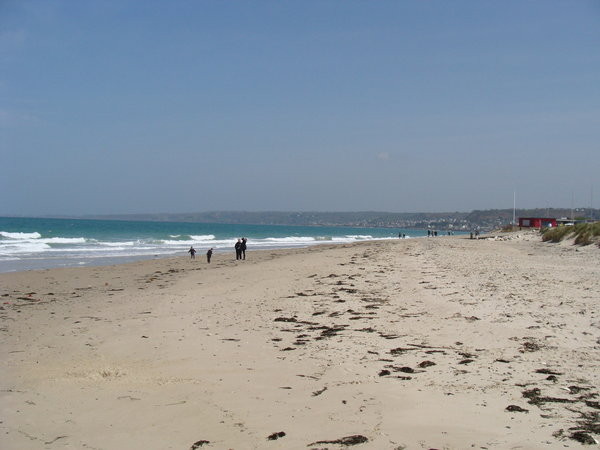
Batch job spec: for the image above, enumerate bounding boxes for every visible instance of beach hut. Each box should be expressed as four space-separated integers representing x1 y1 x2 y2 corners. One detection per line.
518 217 557 228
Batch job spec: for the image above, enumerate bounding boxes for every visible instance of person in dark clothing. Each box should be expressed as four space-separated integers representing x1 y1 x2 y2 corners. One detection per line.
234 239 242 260
206 248 213 264
188 246 196 259
241 238 247 260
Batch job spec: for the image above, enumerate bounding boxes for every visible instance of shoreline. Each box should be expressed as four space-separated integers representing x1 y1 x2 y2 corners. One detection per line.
0 234 446 275
0 240 384 274
0 216 435 274
1 234 598 448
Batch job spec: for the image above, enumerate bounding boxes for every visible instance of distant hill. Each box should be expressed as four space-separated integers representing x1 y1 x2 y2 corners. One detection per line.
82 208 599 231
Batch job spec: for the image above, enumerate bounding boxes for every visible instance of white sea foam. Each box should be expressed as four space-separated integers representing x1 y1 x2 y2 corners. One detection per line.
40 237 87 244
261 236 316 243
0 231 42 240
0 241 51 255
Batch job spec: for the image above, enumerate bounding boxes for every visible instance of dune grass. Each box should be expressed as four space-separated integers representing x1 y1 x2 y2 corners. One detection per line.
541 223 600 247
541 226 573 243
573 222 600 246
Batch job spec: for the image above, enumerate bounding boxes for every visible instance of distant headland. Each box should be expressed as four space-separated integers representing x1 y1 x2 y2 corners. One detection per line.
79 208 598 232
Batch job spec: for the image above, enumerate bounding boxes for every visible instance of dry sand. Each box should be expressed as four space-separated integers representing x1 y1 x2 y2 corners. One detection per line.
1 233 599 449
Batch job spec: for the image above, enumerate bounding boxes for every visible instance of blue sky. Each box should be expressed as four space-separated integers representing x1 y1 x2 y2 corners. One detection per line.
2 0 599 215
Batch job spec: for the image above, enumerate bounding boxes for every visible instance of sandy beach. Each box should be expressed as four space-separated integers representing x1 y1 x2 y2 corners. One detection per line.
1 233 598 449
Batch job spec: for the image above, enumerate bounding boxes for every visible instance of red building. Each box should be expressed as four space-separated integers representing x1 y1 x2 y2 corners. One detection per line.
518 217 557 228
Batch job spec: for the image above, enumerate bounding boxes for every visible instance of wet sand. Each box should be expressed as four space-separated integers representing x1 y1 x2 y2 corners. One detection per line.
1 233 599 449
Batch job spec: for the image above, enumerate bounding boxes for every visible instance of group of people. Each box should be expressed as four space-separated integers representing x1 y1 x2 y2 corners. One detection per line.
188 246 213 263
234 237 247 260
427 230 457 237
187 237 247 263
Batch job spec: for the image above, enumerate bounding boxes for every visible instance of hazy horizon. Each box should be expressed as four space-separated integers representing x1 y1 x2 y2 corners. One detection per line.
2 1 599 216
3 205 598 221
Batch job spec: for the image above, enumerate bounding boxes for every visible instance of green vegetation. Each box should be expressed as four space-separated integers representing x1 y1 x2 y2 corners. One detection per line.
541 223 600 247
573 222 600 246
541 226 573 243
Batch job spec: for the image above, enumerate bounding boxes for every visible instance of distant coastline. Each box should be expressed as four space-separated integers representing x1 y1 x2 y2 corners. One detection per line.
41 207 600 232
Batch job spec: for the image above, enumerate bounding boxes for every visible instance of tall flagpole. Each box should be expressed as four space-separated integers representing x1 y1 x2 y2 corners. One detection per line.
513 191 516 227
571 192 574 221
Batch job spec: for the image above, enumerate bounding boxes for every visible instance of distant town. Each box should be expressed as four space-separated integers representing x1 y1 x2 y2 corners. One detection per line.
83 208 599 232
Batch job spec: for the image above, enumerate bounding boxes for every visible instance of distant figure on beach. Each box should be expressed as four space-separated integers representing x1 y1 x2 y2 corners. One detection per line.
188 246 196 259
206 248 213 264
235 239 242 260
241 237 247 260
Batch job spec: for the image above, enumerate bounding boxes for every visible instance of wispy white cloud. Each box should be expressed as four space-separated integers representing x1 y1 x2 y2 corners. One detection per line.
377 152 390 161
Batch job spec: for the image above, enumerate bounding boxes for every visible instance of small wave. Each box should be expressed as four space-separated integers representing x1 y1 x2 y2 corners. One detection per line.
164 234 215 241
162 236 218 246
190 235 216 241
161 239 200 246
1 231 42 240
100 241 136 247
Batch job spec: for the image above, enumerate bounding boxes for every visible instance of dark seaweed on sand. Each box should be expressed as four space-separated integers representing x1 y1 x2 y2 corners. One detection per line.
308 435 369 446
267 431 286 440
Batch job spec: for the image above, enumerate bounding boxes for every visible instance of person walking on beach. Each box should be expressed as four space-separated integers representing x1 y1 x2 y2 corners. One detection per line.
234 239 242 260
206 248 213 264
188 246 196 259
241 237 247 260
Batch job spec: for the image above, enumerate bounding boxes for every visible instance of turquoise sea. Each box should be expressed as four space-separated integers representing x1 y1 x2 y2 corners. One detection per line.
0 217 427 273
